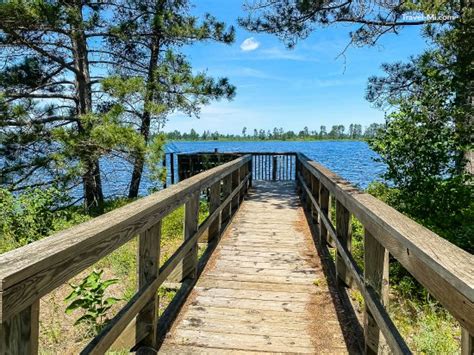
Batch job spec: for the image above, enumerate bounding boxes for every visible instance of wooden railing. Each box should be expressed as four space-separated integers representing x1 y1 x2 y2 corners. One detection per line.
251 152 296 181
177 151 296 182
0 155 252 354
295 153 474 355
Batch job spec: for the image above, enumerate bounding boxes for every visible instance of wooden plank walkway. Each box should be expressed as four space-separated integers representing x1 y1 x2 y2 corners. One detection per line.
160 181 353 354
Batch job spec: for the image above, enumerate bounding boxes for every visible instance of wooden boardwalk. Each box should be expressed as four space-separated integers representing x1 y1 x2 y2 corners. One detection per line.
160 181 351 353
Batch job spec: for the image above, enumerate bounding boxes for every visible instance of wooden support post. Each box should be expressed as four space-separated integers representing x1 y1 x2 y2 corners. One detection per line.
162 154 167 189
248 159 253 188
170 153 175 184
304 169 312 212
137 222 161 349
336 200 352 288
462 328 473 355
169 192 200 282
183 191 200 280
231 168 240 214
272 156 277 180
0 300 39 355
221 173 232 229
239 165 245 203
319 184 330 245
208 181 221 243
364 229 389 354
310 175 320 225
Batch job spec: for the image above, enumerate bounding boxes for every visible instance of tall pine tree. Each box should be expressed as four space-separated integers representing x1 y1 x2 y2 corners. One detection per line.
0 0 145 212
106 0 236 197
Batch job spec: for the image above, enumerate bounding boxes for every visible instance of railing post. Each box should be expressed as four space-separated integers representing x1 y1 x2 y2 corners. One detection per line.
364 228 389 354
248 158 253 188
310 175 320 226
304 169 312 212
208 181 221 243
221 173 232 229
239 165 245 203
231 168 240 214
336 200 352 288
318 184 330 245
272 156 277 181
0 301 39 355
183 191 200 280
170 191 200 282
137 221 161 349
462 328 473 355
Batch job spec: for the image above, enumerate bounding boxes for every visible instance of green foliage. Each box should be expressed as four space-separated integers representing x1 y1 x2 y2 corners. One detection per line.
0 187 70 252
239 0 461 48
391 298 460 354
366 17 473 253
165 123 380 141
65 270 121 335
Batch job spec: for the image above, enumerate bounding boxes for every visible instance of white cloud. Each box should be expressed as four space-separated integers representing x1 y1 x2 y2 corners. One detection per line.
240 37 260 52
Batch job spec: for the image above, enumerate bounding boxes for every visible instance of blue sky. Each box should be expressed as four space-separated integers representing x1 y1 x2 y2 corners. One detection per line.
166 1 429 135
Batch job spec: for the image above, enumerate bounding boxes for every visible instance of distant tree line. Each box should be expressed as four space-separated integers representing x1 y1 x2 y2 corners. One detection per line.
165 123 383 141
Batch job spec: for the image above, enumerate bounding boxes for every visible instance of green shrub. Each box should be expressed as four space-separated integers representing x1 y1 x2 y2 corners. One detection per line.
65 270 121 335
0 187 70 252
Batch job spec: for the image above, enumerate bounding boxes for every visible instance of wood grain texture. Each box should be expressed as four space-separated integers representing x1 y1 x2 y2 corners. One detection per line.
462 328 473 355
161 181 351 354
336 200 352 288
297 153 474 334
0 156 251 323
0 300 39 355
136 222 161 348
319 181 330 245
364 229 389 354
207 181 221 243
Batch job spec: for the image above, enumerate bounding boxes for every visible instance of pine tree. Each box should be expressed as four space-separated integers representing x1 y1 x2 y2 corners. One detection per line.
105 0 236 197
0 0 144 212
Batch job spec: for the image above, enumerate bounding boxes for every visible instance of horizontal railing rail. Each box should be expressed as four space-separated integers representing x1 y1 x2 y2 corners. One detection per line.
295 153 474 354
0 155 252 354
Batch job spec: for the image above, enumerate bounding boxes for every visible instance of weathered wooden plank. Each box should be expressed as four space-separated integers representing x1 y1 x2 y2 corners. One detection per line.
0 300 39 355
297 153 474 334
336 200 352 287
136 222 161 348
183 304 315 323
0 156 251 322
319 181 330 245
206 180 221 243
221 173 232 229
195 279 317 293
461 328 473 355
158 344 255 354
193 287 312 302
169 328 315 353
231 168 240 214
178 318 313 339
364 229 389 354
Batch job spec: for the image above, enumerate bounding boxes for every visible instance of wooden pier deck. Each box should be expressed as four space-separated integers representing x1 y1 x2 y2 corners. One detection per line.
160 181 350 353
1 153 472 355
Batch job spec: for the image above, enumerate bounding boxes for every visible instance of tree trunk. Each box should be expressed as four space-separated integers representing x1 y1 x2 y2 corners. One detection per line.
128 25 161 198
71 0 104 211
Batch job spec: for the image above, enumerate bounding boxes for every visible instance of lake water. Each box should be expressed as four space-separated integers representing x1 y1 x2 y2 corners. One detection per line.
100 141 386 198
